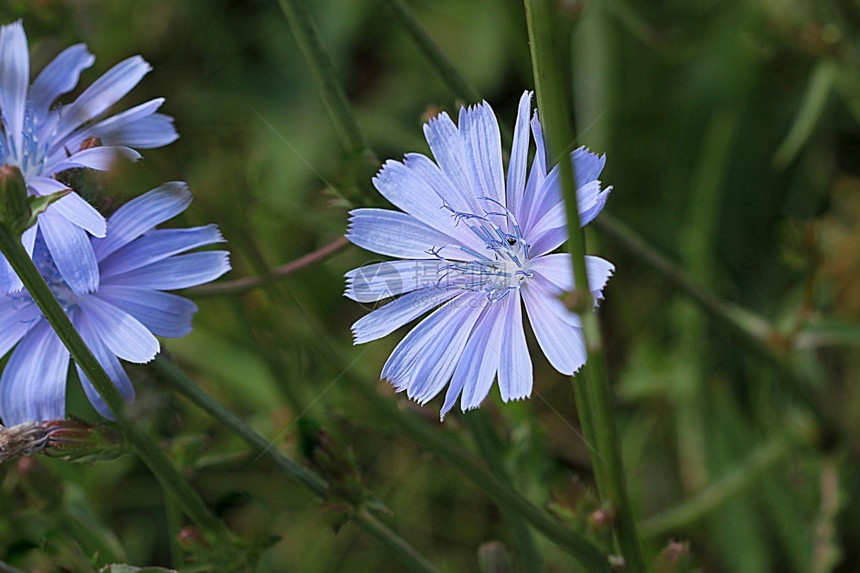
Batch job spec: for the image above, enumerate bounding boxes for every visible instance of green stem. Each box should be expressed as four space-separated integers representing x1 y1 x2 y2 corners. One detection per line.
378 0 481 103
462 412 542 571
639 436 793 538
277 0 372 159
524 1 645 570
153 357 439 573
0 225 237 553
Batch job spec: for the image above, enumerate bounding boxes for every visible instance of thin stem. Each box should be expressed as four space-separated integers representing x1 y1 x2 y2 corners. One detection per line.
153 357 439 573
0 225 238 554
524 1 645 570
187 236 350 298
378 0 482 103
638 436 793 538
277 0 372 159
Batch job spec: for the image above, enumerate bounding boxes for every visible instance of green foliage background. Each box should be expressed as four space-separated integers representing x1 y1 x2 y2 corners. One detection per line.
1 0 859 571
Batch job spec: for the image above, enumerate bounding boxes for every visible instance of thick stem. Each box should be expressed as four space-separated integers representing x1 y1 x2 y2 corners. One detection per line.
523 1 645 569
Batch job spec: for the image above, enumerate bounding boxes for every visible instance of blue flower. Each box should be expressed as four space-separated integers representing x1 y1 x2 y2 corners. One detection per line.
0 183 229 425
0 21 178 294
345 92 614 419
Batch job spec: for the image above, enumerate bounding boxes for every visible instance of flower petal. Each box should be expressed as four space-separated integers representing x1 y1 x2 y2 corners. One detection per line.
347 208 453 259
381 293 483 395
506 91 533 218
423 111 481 213
351 288 459 344
101 251 230 290
53 55 151 144
372 159 483 251
95 286 198 338
49 190 107 238
78 295 159 363
0 296 39 357
0 321 69 425
459 101 505 208
49 145 142 172
446 300 505 415
497 291 532 402
39 210 100 294
28 43 94 119
407 297 484 407
522 277 587 376
68 98 177 149
527 254 614 301
99 225 224 280
75 309 135 419
92 182 191 260
345 260 445 303
0 21 29 158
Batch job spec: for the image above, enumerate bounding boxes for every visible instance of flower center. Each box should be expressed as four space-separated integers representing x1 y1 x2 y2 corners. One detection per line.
430 197 533 301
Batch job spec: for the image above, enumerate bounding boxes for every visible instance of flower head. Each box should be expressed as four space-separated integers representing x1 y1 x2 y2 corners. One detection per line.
345 91 614 419
0 21 178 294
0 183 229 426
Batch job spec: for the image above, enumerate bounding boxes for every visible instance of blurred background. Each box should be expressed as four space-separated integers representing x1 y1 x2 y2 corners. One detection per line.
1 0 859 571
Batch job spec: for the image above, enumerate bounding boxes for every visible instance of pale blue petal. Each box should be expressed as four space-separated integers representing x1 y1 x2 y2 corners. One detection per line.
459 101 505 208
521 147 607 237
505 91 532 218
408 297 483 407
40 210 99 294
101 251 230 290
381 293 483 394
99 225 224 280
527 254 615 301
53 55 151 144
1 226 37 293
49 190 107 237
49 145 141 172
74 309 134 419
96 286 197 338
28 44 94 119
497 291 532 402
345 260 445 303
516 114 548 224
351 288 458 344
449 300 505 414
67 99 177 149
347 208 454 259
527 183 611 256
372 160 483 251
0 321 69 425
0 296 39 357
93 182 191 260
28 175 69 195
402 152 477 216
78 296 159 363
423 111 480 213
522 277 587 376
0 21 29 157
